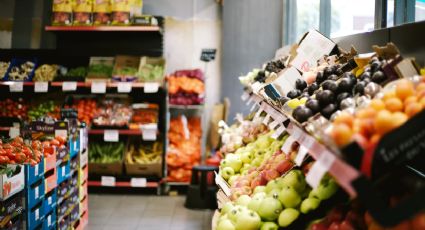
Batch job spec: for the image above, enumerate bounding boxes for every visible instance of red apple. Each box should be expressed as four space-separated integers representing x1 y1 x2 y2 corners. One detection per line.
388 221 411 230
340 221 355 230
250 177 261 189
329 221 341 230
345 210 365 229
264 169 279 181
326 206 346 223
310 222 328 230
411 212 425 230
276 160 293 174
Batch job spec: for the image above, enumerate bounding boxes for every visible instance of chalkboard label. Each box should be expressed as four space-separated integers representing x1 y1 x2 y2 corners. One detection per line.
200 49 217 62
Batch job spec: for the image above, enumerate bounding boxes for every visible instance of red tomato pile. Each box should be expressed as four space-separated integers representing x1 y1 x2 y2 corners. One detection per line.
65 99 98 125
0 98 28 119
41 136 66 157
0 137 42 166
166 116 202 182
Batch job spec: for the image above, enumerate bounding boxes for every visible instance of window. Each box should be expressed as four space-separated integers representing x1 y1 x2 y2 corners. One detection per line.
387 0 395 27
416 0 425 21
295 0 320 40
330 0 375 38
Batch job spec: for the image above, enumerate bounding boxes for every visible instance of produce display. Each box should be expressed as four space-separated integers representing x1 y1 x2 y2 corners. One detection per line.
72 0 92 26
126 141 162 164
34 64 59 81
168 69 205 105
136 64 164 82
93 0 111 25
27 101 61 121
65 98 99 126
129 103 158 129
40 136 66 157
0 98 28 119
65 66 87 78
7 61 36 81
0 62 10 79
167 116 202 182
92 99 132 128
89 142 124 163
0 137 42 166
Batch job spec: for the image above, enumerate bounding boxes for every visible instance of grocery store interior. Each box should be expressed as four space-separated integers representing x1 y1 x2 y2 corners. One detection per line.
0 0 425 230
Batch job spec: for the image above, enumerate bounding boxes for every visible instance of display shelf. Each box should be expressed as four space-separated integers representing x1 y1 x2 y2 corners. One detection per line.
169 104 204 110
45 25 161 32
87 129 142 135
88 180 159 188
165 181 190 186
0 127 11 131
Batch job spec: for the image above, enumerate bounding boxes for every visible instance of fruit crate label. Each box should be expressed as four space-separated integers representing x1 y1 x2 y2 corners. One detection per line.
271 125 286 139
35 208 39 220
34 82 48 92
144 82 159 93
48 215 51 226
250 102 258 112
9 82 23 92
55 129 67 139
48 196 52 205
306 152 336 188
91 81 106 93
262 114 271 125
254 107 264 118
62 166 65 177
241 92 250 101
9 127 19 138
281 136 295 154
104 130 119 142
101 176 115 187
130 178 147 187
35 164 39 176
215 172 231 197
295 145 308 166
62 81 77 91
117 82 132 93
140 123 157 141
35 186 39 199
245 96 253 106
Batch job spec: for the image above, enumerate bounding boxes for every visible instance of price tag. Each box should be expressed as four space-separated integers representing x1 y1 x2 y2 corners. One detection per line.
9 82 23 92
268 120 280 130
262 114 271 125
271 125 286 139
295 145 308 166
9 127 19 138
104 130 119 142
141 124 157 141
281 136 295 154
62 166 65 177
55 130 67 139
144 82 159 93
130 178 147 187
101 176 116 187
91 81 106 93
35 164 39 176
48 196 52 205
48 215 51 226
35 186 39 199
215 172 231 197
117 82 132 93
306 152 336 188
241 92 250 101
34 82 48 92
35 209 39 220
62 81 77 91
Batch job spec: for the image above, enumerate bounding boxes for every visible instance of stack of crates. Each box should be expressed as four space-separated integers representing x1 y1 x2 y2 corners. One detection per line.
43 152 57 230
25 161 45 230
56 144 71 230
77 126 89 229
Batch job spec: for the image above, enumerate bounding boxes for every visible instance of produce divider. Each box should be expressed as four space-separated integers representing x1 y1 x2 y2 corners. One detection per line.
213 29 425 230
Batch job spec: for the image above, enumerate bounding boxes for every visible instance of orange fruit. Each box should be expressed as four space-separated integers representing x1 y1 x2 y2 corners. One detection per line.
375 110 394 135
395 79 415 100
332 123 353 147
405 102 422 117
385 97 403 112
334 111 354 128
383 91 396 101
358 118 375 138
370 99 385 110
420 97 425 107
392 112 408 128
404 96 418 105
416 82 425 92
357 108 377 119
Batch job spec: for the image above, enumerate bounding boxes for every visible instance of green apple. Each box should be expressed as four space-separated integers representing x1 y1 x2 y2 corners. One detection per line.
309 178 338 201
258 197 282 221
265 180 280 194
278 208 299 227
228 207 240 223
251 158 263 167
217 219 236 230
235 210 261 230
300 197 321 214
218 214 229 225
228 175 239 186
241 163 252 173
260 222 279 230
221 167 235 180
281 170 306 193
254 150 265 158
236 195 252 207
221 202 234 215
252 192 266 200
253 186 266 194
278 186 301 208
241 151 254 164
225 154 243 172
247 197 263 212
266 188 280 199
275 177 286 189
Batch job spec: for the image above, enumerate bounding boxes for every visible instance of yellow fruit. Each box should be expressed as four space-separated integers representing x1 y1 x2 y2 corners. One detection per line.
374 110 394 135
370 99 385 111
392 112 408 129
404 102 422 117
395 79 415 100
331 123 353 147
404 96 418 105
385 97 403 112
334 111 354 128
383 91 396 101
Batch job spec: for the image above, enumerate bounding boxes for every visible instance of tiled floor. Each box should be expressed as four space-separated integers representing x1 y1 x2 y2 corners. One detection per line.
88 194 214 230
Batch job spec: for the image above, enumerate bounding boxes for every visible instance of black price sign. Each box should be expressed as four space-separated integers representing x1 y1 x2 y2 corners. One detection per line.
200 49 216 62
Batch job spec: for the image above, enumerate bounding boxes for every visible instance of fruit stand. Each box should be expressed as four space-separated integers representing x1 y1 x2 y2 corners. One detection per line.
213 30 425 230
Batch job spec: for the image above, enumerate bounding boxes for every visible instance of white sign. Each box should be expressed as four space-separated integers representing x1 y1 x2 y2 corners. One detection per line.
48 196 52 205
9 82 23 92
262 114 271 125
281 136 295 154
9 127 20 138
35 164 39 176
215 172 231 197
104 130 119 142
62 81 77 91
130 178 147 187
62 166 65 177
35 209 39 220
91 81 106 93
306 152 336 188
271 67 303 96
117 82 132 93
35 186 39 199
101 176 116 187
295 145 308 166
144 82 159 93
34 82 48 92
141 123 157 141
55 130 67 139
271 125 286 139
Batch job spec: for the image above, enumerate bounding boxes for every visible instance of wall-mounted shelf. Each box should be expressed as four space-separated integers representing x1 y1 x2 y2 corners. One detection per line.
45 26 161 32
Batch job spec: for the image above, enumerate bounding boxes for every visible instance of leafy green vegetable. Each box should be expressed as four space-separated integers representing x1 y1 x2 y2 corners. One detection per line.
136 64 164 82
66 67 87 77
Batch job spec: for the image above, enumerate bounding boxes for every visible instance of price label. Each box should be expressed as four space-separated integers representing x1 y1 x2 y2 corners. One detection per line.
306 152 336 188
141 124 157 141
241 92 250 101
9 82 23 92
91 81 106 93
271 125 286 139
35 186 39 199
62 166 65 177
62 81 77 91
262 114 271 125
215 172 231 197
295 145 308 166
268 120 280 130
281 136 295 154
104 130 119 142
48 215 51 226
35 164 39 176
34 82 48 92
117 82 132 93
130 178 147 187
48 196 52 205
35 209 39 220
144 82 159 93
101 176 116 187
9 127 19 138
301 135 315 149
55 129 67 139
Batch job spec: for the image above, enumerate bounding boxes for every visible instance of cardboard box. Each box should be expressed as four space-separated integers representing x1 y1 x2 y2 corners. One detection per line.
57 161 70 185
137 56 166 83
79 210 88 230
79 181 88 202
44 168 57 194
25 161 44 186
70 204 80 225
79 149 88 169
79 195 88 215
44 154 56 173
70 155 79 175
86 57 114 79
125 161 162 177
89 162 123 176
78 164 88 186
0 165 25 201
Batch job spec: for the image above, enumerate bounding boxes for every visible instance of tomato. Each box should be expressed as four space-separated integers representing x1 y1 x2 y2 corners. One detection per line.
55 136 66 145
15 153 26 163
50 139 60 147
0 156 7 164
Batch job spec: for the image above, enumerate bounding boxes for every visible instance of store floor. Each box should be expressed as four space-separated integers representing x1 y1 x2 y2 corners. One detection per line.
88 194 214 230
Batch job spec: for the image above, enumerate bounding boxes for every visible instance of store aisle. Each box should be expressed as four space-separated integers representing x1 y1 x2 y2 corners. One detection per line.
88 194 214 230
